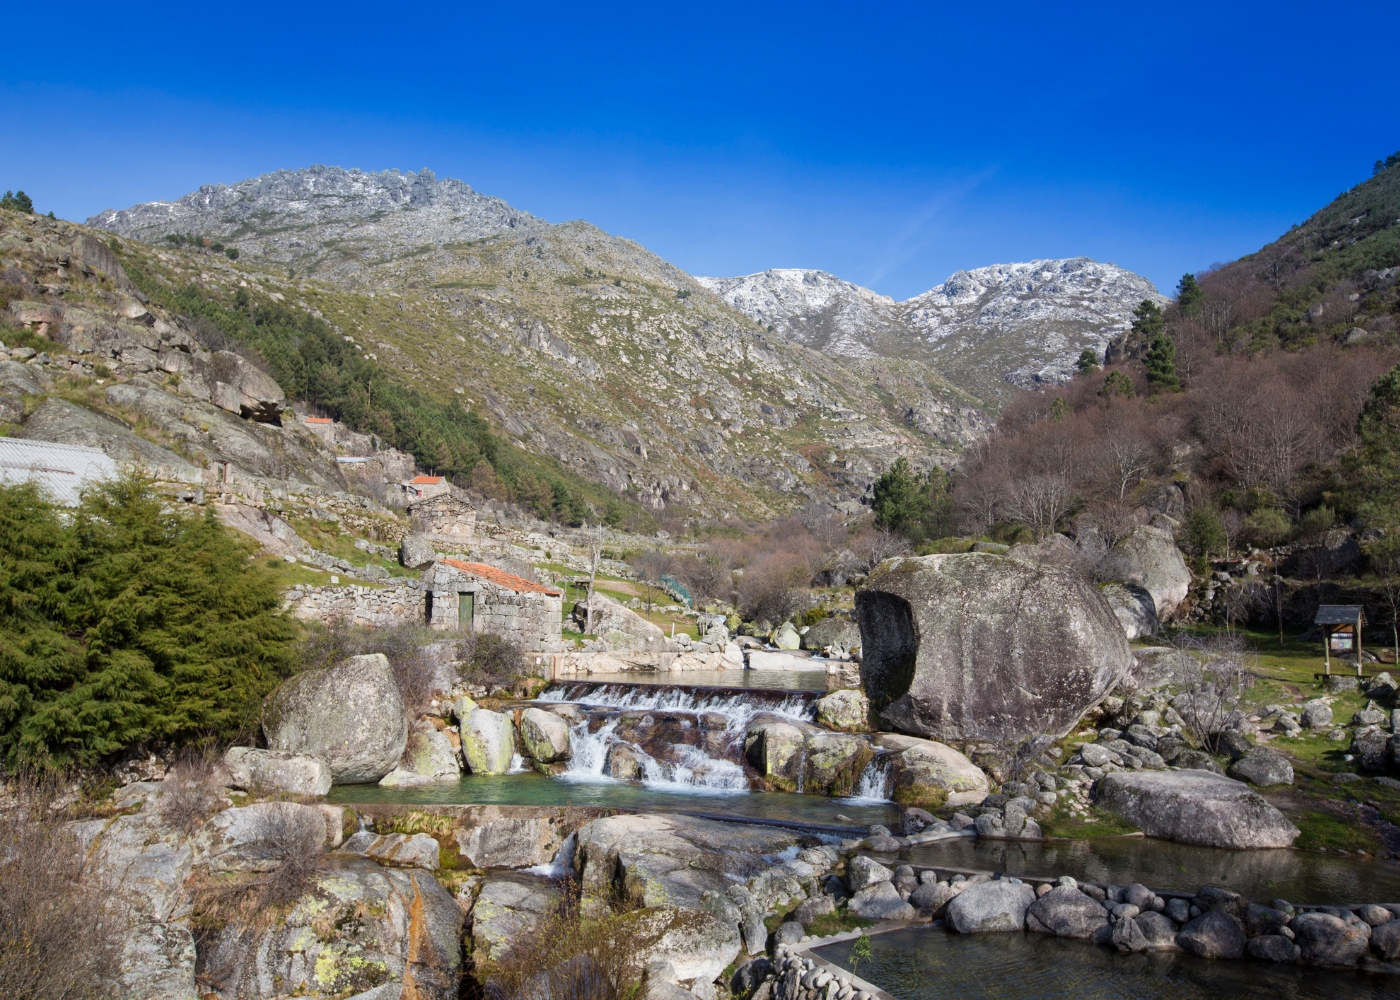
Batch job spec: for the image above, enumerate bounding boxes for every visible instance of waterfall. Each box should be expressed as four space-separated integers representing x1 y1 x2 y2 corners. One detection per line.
844 756 892 803
537 682 817 725
558 718 618 782
557 713 746 793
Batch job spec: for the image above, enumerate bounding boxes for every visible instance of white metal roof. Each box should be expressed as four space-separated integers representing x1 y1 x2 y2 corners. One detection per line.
0 437 118 506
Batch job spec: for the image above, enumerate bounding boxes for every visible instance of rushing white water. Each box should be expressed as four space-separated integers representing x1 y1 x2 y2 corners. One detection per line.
538 682 817 724
842 756 892 804
538 682 818 795
558 715 747 794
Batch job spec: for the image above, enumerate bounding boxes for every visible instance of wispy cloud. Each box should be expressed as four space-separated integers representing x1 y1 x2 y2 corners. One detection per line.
862 166 998 291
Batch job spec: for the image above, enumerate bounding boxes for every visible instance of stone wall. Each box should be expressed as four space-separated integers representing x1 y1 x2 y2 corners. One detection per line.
426 583 563 653
284 581 422 628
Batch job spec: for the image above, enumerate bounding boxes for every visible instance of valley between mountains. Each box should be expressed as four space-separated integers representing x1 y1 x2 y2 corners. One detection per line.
83 165 1161 520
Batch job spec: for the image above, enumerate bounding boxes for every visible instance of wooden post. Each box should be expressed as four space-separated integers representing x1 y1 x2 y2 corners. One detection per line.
1324 625 1331 675
1358 612 1365 678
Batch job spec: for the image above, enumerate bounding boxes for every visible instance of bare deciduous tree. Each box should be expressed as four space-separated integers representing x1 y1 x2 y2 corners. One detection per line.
583 524 605 636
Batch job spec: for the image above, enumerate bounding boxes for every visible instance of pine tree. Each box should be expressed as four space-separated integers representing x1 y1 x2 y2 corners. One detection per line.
1176 273 1204 317
1130 299 1165 340
871 458 953 543
1144 333 1182 392
0 190 34 213
1352 363 1400 537
1099 370 1136 399
0 473 295 768
1076 348 1101 375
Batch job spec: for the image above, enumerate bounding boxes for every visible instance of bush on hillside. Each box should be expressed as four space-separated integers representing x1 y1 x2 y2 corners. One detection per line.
0 190 33 213
0 474 295 769
870 457 954 544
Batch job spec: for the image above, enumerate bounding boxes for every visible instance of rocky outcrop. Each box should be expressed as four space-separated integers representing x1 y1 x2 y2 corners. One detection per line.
856 553 1131 741
467 873 562 965
199 858 463 999
262 653 408 784
1095 525 1191 621
194 350 286 423
573 591 666 651
19 397 200 478
801 616 860 654
1095 770 1299 849
222 747 332 797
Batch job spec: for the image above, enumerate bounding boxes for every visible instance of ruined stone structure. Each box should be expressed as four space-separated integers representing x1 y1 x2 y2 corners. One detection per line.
422 559 564 653
408 493 477 552
284 581 422 628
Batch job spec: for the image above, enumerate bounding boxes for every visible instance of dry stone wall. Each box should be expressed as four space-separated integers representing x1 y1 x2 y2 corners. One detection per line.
285 581 422 628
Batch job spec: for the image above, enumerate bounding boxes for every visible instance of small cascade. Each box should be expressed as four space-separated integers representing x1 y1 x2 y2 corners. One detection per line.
507 752 528 774
559 718 619 782
635 744 748 793
525 831 577 877
537 681 817 725
844 756 892 804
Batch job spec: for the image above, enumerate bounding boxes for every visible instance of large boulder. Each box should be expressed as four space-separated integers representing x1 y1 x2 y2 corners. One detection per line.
1024 885 1110 940
1095 770 1299 849
1095 524 1191 620
1100 582 1159 639
744 720 806 779
856 554 1131 741
874 733 990 808
519 707 572 764
196 350 286 423
802 616 861 654
222 747 332 797
262 653 408 784
573 592 666 651
460 708 517 774
945 879 1036 933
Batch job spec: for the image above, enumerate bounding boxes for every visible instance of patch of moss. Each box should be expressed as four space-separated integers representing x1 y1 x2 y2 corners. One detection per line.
891 785 948 812
1038 803 1138 839
1291 809 1383 853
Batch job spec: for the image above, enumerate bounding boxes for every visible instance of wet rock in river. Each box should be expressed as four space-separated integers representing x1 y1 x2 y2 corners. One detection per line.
459 707 517 775
1291 911 1370 966
1024 885 1110 940
945 879 1036 934
1247 934 1302 963
1175 910 1245 959
519 706 572 764
1095 770 1298 849
848 881 917 920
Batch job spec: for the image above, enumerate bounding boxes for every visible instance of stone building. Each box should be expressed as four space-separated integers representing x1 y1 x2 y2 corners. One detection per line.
421 559 564 653
403 474 451 500
407 493 476 551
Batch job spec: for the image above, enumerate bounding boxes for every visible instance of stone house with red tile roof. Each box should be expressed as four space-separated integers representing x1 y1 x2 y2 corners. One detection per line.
421 558 564 653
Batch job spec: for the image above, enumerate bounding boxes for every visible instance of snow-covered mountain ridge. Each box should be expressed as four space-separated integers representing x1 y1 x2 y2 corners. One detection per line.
701 258 1166 404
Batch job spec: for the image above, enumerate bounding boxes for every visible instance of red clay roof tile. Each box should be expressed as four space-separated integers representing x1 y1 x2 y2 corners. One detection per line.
440 559 561 595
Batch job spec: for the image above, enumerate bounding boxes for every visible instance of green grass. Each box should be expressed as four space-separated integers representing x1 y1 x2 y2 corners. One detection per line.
1038 803 1139 839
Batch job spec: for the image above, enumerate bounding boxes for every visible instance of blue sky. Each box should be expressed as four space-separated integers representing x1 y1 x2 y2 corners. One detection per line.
3 1 1396 300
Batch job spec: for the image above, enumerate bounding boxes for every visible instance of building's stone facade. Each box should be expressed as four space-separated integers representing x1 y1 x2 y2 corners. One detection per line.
408 493 477 552
422 559 564 653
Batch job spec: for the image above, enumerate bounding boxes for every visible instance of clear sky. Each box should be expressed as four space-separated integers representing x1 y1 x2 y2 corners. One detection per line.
2 1 1396 300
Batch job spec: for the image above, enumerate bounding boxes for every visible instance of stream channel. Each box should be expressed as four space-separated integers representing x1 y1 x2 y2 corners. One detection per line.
329 669 1400 997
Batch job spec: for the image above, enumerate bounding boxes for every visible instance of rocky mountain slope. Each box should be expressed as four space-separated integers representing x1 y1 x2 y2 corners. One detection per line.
700 258 1166 405
86 167 988 519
